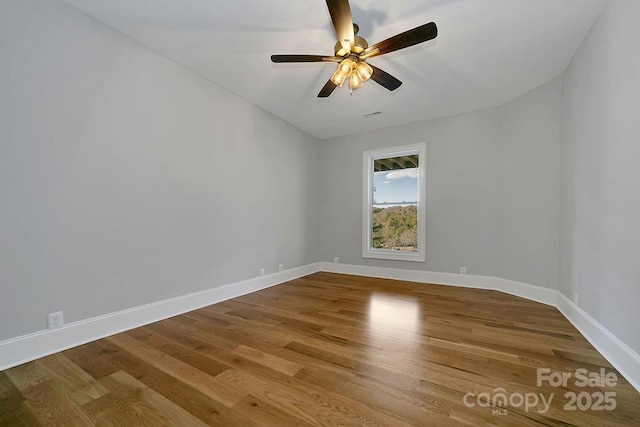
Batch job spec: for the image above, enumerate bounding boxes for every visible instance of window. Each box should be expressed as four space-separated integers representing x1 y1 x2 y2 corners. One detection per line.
362 143 426 262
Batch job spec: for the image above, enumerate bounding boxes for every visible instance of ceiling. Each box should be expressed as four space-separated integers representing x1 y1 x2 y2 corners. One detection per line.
61 0 607 140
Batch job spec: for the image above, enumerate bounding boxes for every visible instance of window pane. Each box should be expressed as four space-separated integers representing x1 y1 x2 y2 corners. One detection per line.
371 155 419 252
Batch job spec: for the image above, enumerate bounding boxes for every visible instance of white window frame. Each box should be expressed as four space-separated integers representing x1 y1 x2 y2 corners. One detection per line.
362 142 426 262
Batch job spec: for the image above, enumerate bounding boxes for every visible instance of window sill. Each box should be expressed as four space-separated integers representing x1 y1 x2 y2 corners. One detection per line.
362 250 425 262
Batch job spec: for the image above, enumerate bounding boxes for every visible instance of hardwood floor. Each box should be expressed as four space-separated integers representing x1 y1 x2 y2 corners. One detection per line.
1 272 639 426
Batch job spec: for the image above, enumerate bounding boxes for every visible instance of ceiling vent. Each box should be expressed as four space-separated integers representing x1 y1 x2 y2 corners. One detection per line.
363 111 382 118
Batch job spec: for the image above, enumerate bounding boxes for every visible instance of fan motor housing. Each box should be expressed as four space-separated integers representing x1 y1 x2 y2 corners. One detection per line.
334 24 368 57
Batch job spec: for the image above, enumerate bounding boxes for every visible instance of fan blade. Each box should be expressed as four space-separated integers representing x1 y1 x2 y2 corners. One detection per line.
318 79 338 98
364 22 437 59
326 0 355 53
369 64 402 91
271 55 341 63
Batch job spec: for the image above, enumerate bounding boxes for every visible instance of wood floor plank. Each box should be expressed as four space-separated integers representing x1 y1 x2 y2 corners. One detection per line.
86 370 210 427
90 339 259 426
232 345 304 377
83 381 173 427
4 362 52 392
107 333 246 408
294 366 478 426
1 272 638 426
0 372 42 427
37 353 109 406
63 342 120 380
21 380 95 426
216 368 419 427
127 326 230 377
233 394 315 427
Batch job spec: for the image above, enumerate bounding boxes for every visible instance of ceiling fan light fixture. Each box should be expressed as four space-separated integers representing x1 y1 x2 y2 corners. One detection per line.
271 1 438 98
330 67 347 87
349 71 363 90
331 57 355 87
355 61 373 82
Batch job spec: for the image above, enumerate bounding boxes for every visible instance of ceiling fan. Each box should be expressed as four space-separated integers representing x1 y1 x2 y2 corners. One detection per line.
270 0 438 98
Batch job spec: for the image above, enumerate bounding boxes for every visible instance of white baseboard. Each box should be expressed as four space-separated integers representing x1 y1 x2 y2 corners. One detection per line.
556 293 640 393
2 261 638 394
0 263 320 371
318 262 559 306
319 262 640 393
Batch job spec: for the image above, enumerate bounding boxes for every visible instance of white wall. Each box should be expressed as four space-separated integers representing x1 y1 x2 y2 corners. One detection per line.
561 0 640 353
0 0 319 341
317 79 562 289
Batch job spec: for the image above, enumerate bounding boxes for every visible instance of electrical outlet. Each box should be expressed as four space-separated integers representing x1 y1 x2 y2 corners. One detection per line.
334 257 339 264
278 264 283 272
48 311 63 329
260 269 265 277
460 266 467 275
574 293 579 306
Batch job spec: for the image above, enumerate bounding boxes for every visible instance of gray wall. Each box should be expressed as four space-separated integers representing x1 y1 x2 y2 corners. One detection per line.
561 0 640 353
3 0 636 362
317 79 562 289
0 0 319 340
